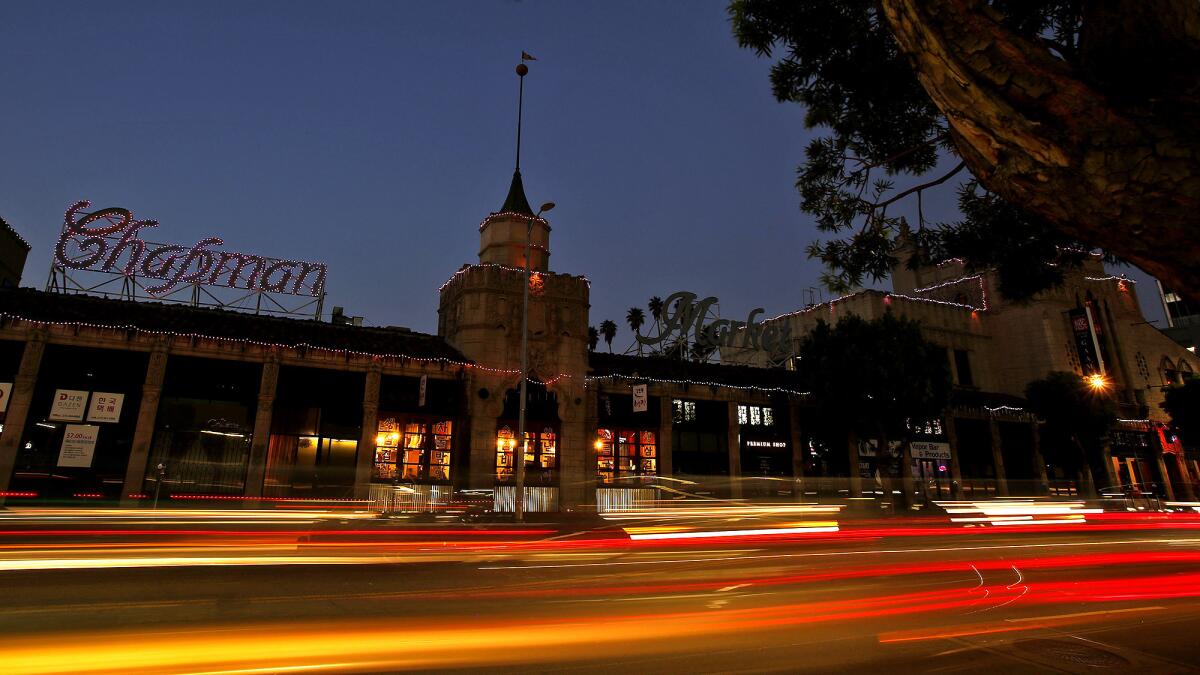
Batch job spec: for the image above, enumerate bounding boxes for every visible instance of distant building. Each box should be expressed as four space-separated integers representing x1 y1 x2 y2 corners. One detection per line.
0 216 30 288
1157 280 1200 353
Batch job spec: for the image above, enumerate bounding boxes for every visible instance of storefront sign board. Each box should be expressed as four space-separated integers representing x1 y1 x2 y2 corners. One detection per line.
631 384 648 413
86 392 125 423
49 389 89 421
419 375 427 407
58 424 99 467
0 382 11 413
910 441 952 460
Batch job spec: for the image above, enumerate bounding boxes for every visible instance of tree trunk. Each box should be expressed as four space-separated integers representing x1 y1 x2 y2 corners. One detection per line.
880 0 1200 301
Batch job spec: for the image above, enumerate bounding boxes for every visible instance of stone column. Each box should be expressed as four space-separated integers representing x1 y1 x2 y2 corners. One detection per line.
353 363 382 500
988 419 1009 497
1097 437 1120 494
727 401 742 499
847 431 862 498
0 332 46 501
944 416 964 499
657 395 674 479
467 377 505 490
581 388 601 506
788 402 805 500
557 384 587 510
243 356 279 499
1154 451 1176 501
899 441 915 509
1173 454 1197 501
1030 422 1050 496
121 341 169 505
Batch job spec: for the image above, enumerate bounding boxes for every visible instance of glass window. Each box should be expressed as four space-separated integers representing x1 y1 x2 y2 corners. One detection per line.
762 408 774 427
672 399 697 424
738 405 748 425
596 428 657 482
496 425 557 482
749 406 762 426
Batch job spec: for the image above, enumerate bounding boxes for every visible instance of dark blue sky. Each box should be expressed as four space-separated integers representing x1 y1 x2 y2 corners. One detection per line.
0 1 1164 339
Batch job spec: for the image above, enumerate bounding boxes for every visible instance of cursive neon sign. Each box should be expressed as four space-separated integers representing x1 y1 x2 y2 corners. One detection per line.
637 291 794 359
54 200 326 298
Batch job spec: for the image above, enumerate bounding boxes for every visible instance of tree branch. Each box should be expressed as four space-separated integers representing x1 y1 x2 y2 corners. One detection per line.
873 160 966 209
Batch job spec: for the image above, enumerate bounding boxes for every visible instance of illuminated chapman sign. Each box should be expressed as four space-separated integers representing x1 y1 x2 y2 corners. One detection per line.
637 291 794 359
54 200 327 298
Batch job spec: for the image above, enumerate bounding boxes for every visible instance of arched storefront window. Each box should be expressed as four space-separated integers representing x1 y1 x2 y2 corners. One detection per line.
1160 356 1179 386
596 428 657 482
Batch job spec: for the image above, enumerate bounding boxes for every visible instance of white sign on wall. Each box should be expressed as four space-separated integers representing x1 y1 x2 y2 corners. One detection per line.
0 382 12 414
632 384 648 413
58 424 99 467
910 441 952 460
419 375 427 408
49 389 89 421
86 392 125 423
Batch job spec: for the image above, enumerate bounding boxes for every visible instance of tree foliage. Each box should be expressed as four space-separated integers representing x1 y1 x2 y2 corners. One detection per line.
796 313 951 444
1025 371 1117 471
731 0 1200 301
1162 379 1200 445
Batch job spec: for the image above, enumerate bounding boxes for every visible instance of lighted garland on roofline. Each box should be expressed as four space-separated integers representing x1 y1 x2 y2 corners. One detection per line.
586 372 810 397
477 211 549 232
0 311 574 382
438 263 591 293
765 284 986 324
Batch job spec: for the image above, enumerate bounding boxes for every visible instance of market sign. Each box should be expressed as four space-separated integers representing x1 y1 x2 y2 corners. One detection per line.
910 441 952 460
58 424 99 468
637 291 794 360
49 389 88 422
86 392 125 423
54 200 327 298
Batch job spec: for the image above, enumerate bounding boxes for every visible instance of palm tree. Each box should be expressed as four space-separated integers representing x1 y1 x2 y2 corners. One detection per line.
626 307 645 335
648 296 664 323
587 326 599 352
626 307 645 355
599 319 618 353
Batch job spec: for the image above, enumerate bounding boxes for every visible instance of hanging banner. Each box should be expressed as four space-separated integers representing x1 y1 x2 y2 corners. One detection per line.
418 375 427 408
49 389 89 421
1069 307 1105 375
86 392 125 423
632 384 648 413
58 424 99 467
0 382 11 414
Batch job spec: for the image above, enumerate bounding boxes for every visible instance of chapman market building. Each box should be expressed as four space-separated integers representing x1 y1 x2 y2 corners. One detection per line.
0 166 1196 510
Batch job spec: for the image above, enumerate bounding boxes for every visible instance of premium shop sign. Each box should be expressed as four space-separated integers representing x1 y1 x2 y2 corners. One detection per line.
54 200 327 297
637 291 794 359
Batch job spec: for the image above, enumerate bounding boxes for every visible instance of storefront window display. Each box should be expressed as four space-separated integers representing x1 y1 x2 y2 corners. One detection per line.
9 345 146 501
262 367 363 498
595 428 657 482
495 425 557 483
144 357 259 498
373 417 453 482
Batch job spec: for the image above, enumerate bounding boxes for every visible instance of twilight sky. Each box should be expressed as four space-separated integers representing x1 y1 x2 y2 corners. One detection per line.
0 0 1165 341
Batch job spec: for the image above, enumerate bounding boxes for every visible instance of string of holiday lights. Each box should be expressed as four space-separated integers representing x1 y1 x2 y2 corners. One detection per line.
0 217 31 249
478 211 549 232
1084 275 1137 284
765 284 985 324
585 372 810 396
983 405 1026 414
0 312 574 383
438 263 591 293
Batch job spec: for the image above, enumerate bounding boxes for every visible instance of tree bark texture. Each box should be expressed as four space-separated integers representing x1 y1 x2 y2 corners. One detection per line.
881 0 1200 299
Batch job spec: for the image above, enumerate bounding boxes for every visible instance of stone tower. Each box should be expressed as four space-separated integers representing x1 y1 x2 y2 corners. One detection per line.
438 169 591 506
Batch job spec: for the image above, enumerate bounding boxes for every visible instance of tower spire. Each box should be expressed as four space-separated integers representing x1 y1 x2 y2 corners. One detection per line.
501 59 535 216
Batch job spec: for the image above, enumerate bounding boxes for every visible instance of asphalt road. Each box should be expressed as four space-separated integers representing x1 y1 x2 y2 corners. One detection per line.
0 508 1198 674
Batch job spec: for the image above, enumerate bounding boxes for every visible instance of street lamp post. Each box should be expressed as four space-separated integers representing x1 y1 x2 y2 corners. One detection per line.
515 201 555 522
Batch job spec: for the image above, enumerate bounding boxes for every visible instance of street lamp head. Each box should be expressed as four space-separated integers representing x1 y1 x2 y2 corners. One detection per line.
537 202 555 215
1086 373 1109 392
